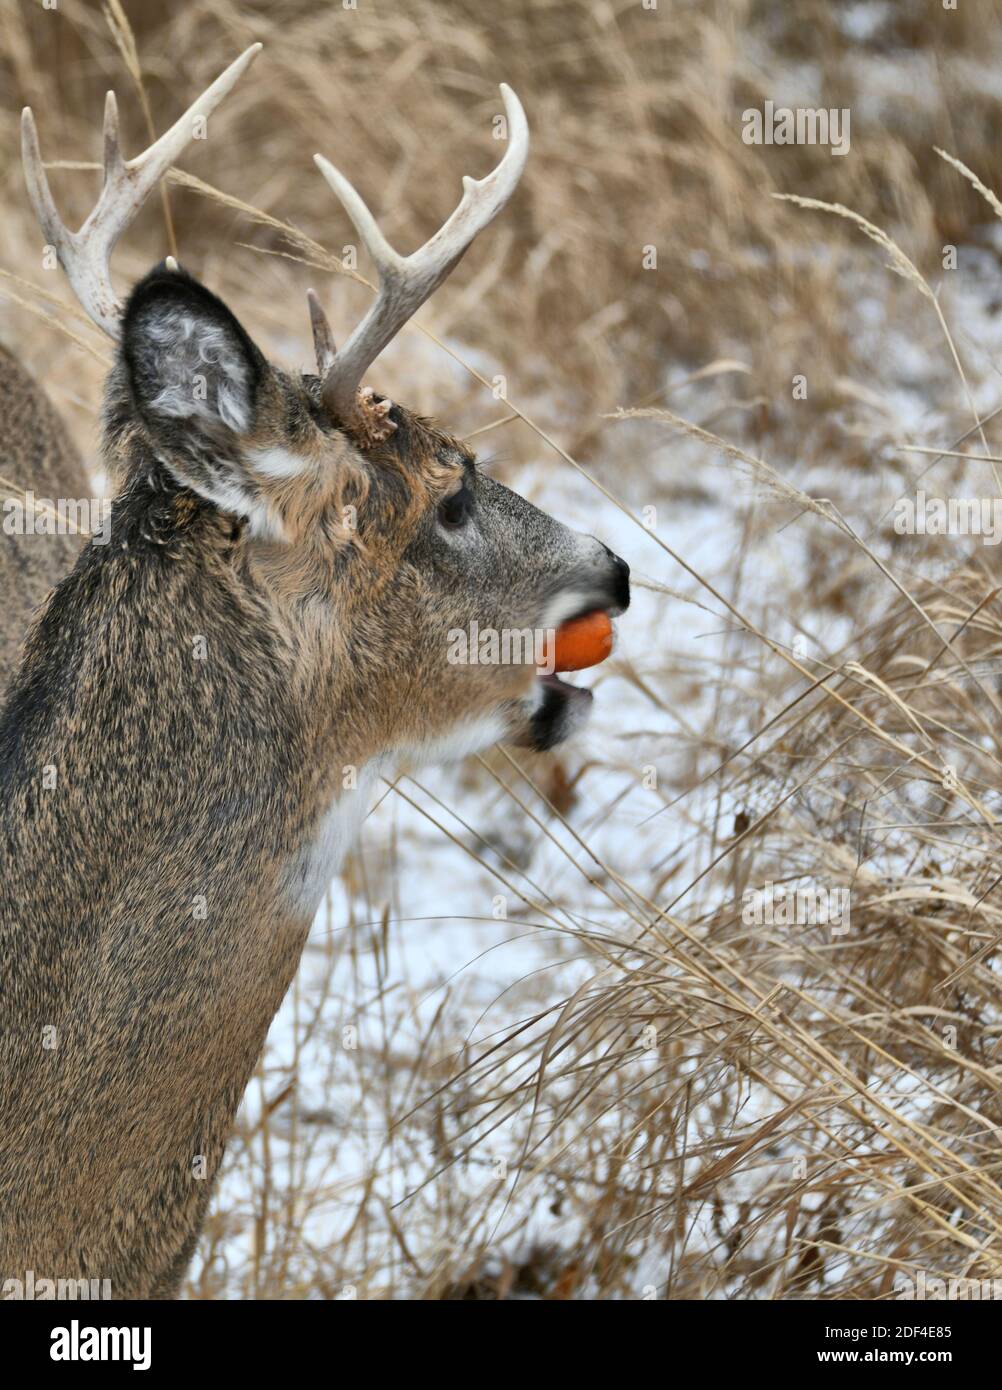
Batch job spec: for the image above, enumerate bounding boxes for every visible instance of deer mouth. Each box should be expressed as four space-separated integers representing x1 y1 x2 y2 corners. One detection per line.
538 670 594 699
518 598 622 751
527 671 594 751
544 604 617 675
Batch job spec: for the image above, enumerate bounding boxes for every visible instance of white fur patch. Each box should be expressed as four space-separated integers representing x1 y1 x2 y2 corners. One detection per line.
281 764 383 920
250 446 308 480
393 713 510 773
540 588 597 631
281 716 508 921
208 479 286 543
156 458 286 543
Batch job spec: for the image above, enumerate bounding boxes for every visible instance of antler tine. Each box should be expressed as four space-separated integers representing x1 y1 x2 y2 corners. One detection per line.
102 88 122 180
307 288 337 375
19 108 64 266
313 83 529 437
21 43 262 340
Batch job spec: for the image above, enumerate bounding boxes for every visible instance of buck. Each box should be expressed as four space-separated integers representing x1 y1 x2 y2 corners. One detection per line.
0 46 630 1298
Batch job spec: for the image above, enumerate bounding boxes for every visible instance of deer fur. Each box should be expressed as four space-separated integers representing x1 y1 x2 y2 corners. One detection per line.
0 348 89 699
0 265 630 1297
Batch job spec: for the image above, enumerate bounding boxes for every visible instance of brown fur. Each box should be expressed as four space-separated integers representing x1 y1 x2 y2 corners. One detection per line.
0 349 90 699
0 266 629 1298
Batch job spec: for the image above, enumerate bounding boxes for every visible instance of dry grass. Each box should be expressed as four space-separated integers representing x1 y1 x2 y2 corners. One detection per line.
4 0 1002 1299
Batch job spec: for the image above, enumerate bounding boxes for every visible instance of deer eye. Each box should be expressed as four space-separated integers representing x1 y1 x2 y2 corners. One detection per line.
437 487 474 529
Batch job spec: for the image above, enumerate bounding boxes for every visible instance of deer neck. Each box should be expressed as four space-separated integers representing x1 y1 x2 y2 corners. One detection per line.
0 471 382 1295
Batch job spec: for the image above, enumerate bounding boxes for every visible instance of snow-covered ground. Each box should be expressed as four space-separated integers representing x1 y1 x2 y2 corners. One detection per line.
193 48 1002 1289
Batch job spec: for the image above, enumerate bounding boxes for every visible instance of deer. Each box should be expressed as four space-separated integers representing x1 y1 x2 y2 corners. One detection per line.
0 348 90 701
0 45 630 1299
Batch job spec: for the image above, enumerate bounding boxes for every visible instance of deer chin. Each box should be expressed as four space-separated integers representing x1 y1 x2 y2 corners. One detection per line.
505 670 594 752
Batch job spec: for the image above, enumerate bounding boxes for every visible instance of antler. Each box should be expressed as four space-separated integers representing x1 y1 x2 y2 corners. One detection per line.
21 44 262 339
311 84 529 443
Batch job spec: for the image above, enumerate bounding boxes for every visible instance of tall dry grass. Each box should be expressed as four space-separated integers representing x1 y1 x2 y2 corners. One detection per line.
3 0 1002 1298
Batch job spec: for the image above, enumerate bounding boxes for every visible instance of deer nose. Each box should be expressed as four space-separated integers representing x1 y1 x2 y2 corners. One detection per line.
602 544 631 613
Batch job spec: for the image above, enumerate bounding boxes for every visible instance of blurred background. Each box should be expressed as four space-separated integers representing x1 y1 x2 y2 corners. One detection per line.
4 0 1002 1299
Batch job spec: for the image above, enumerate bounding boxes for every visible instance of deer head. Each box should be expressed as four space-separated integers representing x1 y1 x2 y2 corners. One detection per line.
22 45 630 794
3 46 630 1295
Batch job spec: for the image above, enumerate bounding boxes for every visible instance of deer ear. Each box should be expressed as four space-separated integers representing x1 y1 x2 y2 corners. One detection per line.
122 262 265 436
